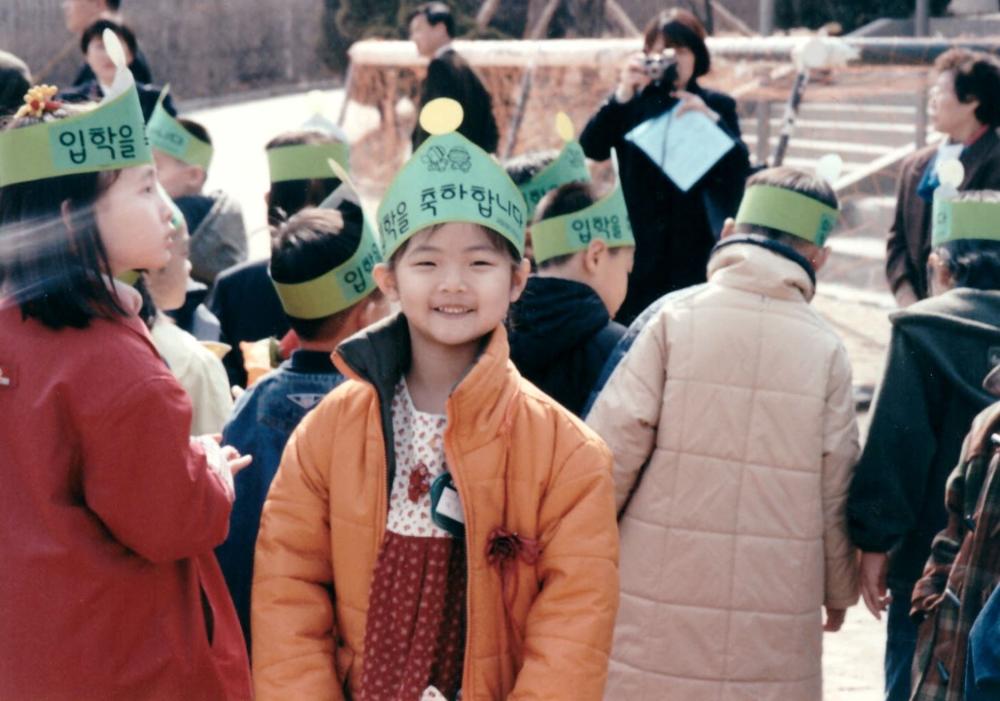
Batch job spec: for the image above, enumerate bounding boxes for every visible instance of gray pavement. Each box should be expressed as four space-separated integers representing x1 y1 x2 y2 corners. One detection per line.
190 89 895 700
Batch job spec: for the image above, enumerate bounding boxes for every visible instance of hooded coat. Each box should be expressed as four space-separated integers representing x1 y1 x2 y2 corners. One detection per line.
508 276 625 416
587 242 860 700
251 316 620 700
847 289 1000 589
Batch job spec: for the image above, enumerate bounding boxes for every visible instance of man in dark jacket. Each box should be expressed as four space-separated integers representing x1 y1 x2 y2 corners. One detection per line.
508 182 633 416
885 49 1000 306
408 2 499 154
848 190 1000 701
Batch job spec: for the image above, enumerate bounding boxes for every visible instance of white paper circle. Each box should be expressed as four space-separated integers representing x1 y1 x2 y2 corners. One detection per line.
815 153 844 185
937 158 965 189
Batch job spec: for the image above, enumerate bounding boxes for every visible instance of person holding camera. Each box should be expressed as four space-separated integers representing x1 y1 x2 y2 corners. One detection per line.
580 8 749 323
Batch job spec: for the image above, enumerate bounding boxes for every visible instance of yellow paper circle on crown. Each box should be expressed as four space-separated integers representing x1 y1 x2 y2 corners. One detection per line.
419 98 464 135
938 158 965 190
555 111 575 142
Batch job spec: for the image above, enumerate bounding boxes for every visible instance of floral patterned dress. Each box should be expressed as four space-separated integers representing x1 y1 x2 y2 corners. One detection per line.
358 380 467 701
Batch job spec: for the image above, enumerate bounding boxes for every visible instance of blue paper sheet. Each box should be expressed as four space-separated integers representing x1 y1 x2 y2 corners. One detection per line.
625 104 735 192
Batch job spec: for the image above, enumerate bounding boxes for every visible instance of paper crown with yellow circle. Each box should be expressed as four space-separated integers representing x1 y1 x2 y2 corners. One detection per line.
530 182 635 264
0 31 152 188
376 98 526 259
269 158 382 320
735 185 839 246
518 112 591 219
147 87 213 169
931 159 1000 246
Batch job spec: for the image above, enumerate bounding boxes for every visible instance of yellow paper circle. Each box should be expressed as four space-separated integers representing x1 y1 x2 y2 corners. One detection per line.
938 158 965 189
419 98 464 135
555 112 575 142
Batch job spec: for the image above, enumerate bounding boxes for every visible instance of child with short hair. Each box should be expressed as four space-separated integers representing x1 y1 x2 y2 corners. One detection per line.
216 196 389 647
147 98 248 286
145 194 232 435
587 166 860 699
849 188 1000 701
251 100 619 701
0 47 250 699
507 181 633 416
210 129 349 387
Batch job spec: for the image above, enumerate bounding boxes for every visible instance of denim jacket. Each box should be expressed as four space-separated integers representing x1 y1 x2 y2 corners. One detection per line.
215 349 345 647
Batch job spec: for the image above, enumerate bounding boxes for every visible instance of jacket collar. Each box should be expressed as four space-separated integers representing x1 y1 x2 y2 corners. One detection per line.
334 313 521 450
960 128 1000 185
707 240 816 302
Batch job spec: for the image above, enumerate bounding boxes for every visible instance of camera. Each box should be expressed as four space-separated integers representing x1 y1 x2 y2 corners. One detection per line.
644 49 678 85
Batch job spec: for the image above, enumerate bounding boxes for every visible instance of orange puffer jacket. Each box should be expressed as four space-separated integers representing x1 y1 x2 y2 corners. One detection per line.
252 315 619 700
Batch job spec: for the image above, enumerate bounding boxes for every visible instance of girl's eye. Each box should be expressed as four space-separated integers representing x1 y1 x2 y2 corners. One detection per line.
472 259 495 267
413 260 436 267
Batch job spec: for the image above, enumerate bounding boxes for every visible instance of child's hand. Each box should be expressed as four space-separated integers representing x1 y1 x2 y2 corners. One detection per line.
859 551 891 620
823 606 846 632
222 445 252 477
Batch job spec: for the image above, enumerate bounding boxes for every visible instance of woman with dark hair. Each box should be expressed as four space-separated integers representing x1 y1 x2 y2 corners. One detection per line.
885 48 1000 307
580 8 749 323
59 18 172 121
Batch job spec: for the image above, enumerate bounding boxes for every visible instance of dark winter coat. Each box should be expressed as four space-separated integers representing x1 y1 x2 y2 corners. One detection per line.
847 289 1000 588
209 259 289 388
579 79 750 324
412 47 499 154
507 276 625 417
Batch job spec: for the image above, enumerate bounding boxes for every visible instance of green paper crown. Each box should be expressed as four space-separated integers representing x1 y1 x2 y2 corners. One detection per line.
147 88 213 169
270 215 381 320
520 142 591 219
269 157 382 319
377 98 526 259
0 36 152 187
735 185 839 246
267 141 350 184
531 183 635 263
932 195 1000 246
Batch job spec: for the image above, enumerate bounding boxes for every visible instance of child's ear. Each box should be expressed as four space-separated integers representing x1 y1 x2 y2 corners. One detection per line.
720 217 737 239
509 257 531 303
811 245 832 273
583 239 608 274
185 165 206 192
373 263 401 303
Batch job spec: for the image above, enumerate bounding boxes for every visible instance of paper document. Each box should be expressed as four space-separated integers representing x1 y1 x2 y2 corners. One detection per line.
625 105 735 192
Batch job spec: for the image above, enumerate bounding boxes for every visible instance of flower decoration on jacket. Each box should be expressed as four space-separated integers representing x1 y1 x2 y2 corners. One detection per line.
485 527 541 568
14 85 61 120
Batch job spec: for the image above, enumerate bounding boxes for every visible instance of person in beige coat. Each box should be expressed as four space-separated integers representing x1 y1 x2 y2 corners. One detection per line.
587 167 860 700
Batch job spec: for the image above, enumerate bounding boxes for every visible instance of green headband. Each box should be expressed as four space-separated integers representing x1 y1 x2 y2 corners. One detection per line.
377 98 526 259
0 82 151 188
147 88 213 169
932 197 1000 246
519 141 591 218
270 216 381 320
531 184 635 263
735 185 839 246
267 142 350 184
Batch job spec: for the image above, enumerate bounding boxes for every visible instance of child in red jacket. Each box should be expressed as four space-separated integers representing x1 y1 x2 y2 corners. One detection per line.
0 36 251 700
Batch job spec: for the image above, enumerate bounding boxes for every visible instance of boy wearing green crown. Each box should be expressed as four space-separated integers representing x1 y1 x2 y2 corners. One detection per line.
507 181 634 417
251 99 618 701
848 187 1000 701
587 166 860 699
147 90 248 285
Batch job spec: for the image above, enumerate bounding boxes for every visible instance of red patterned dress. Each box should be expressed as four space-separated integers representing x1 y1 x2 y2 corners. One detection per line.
358 381 467 701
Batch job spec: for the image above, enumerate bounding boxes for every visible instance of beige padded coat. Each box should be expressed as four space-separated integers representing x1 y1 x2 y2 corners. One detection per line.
587 242 860 701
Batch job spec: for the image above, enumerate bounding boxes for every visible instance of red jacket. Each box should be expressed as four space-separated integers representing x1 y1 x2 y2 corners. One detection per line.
0 301 251 700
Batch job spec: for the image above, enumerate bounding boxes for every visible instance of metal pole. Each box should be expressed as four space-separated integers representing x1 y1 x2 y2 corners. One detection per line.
756 100 771 166
914 0 930 147
759 0 775 36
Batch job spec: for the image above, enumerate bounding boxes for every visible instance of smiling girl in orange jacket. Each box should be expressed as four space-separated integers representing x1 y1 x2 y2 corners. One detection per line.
251 101 619 701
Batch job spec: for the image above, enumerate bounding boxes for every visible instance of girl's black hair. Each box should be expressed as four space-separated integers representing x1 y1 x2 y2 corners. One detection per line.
935 239 1000 290
0 169 126 329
